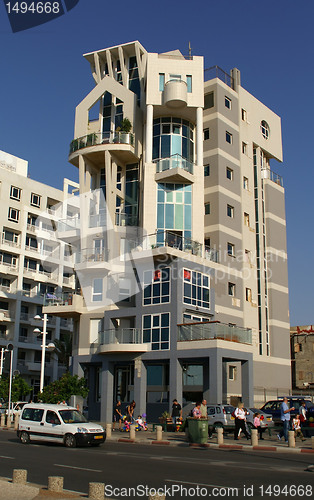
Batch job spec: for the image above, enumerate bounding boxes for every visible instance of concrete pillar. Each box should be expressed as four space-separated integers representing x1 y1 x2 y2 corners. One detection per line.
241 357 254 407
311 436 314 449
196 107 203 166
251 429 258 446
14 414 19 430
208 353 223 404
145 104 153 163
1 413 5 427
149 495 165 500
133 358 147 416
89 482 105 500
105 423 112 438
12 469 27 484
217 427 224 445
156 425 163 441
6 415 11 429
169 358 182 411
48 477 64 492
129 425 136 440
288 430 295 448
100 360 114 423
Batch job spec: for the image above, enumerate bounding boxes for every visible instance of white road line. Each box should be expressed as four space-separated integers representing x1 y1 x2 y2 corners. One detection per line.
0 455 15 459
54 464 102 473
166 479 229 488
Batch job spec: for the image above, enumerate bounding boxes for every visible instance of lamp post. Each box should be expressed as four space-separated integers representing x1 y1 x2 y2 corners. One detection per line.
6 343 14 422
34 314 55 393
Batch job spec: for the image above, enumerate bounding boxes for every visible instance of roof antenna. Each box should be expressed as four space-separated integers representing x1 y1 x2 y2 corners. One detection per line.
188 41 192 58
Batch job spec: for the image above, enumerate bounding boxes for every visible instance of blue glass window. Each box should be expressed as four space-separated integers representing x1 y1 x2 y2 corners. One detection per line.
183 268 211 309
142 313 170 350
186 75 192 93
159 73 165 91
143 267 171 306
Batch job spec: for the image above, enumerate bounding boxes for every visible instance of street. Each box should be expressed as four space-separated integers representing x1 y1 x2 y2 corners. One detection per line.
0 430 313 499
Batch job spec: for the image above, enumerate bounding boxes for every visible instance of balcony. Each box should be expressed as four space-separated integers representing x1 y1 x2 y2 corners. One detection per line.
115 212 138 227
69 132 137 165
1 233 20 248
163 79 187 108
97 328 150 354
204 66 234 89
177 321 252 345
154 154 194 183
261 168 283 187
0 309 11 321
79 248 109 264
43 292 84 318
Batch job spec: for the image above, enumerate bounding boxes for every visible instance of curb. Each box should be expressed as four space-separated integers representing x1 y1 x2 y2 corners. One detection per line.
152 440 170 445
117 438 135 443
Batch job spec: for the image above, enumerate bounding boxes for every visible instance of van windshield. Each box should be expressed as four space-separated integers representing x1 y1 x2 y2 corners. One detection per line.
58 410 88 424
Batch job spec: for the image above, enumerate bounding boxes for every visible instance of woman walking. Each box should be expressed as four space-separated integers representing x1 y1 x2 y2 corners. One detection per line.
234 402 250 440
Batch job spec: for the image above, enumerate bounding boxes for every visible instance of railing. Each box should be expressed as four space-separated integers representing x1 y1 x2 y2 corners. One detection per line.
20 313 29 321
57 215 80 232
98 328 142 345
154 154 194 175
0 261 18 271
69 131 135 154
89 212 107 228
79 248 109 263
25 245 38 253
27 223 37 232
0 284 11 293
115 212 138 226
63 276 74 284
178 321 252 345
1 233 20 247
44 292 74 306
262 169 283 187
204 65 234 89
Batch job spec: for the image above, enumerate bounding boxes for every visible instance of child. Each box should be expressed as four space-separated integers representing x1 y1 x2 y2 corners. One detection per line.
135 415 147 431
122 416 130 432
292 415 306 441
253 412 264 440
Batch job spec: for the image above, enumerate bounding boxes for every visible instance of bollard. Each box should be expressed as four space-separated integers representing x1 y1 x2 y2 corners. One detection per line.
217 427 224 445
156 425 163 442
6 414 11 429
149 494 166 500
12 469 27 484
89 482 105 500
14 414 19 431
129 424 136 440
311 436 314 449
0 413 5 427
251 429 258 446
105 423 112 439
48 476 64 492
288 430 295 448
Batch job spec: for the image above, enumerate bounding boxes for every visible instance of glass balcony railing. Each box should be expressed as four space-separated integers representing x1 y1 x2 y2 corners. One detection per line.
69 131 135 154
115 212 138 226
154 154 194 175
178 321 252 345
98 328 143 345
44 292 74 306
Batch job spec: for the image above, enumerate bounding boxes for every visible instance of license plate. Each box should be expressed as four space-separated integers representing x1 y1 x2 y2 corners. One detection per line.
266 417 271 421
94 435 103 439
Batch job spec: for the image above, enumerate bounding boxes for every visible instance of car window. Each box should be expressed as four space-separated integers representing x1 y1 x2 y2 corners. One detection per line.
46 410 61 425
59 409 87 424
262 402 274 410
216 407 221 414
207 407 215 415
21 408 44 422
224 406 234 414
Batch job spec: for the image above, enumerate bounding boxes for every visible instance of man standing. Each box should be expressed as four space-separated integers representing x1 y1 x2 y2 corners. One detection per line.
200 399 207 418
113 400 123 431
299 401 308 438
171 399 182 431
277 397 295 443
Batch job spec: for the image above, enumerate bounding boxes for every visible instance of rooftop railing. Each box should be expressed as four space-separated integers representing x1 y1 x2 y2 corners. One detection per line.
70 131 135 154
178 321 252 345
204 65 234 89
98 328 143 345
154 154 194 175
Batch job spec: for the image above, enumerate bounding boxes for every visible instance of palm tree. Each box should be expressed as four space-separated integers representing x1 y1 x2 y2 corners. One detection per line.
53 334 72 371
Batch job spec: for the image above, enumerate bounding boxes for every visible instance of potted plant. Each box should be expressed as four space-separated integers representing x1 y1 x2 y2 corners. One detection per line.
116 118 132 144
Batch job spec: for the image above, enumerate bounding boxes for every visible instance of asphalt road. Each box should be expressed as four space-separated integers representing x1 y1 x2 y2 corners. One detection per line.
0 430 313 499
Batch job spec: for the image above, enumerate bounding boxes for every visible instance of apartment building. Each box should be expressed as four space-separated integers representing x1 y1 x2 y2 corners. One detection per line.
0 150 76 397
44 41 290 421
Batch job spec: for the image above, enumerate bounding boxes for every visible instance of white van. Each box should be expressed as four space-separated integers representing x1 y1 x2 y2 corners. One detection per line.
17 403 106 447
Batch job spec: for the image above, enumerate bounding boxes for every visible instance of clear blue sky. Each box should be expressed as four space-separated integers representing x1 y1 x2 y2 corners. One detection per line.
0 0 312 325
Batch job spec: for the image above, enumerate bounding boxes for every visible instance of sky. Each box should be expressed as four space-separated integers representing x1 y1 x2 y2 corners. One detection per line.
0 0 312 326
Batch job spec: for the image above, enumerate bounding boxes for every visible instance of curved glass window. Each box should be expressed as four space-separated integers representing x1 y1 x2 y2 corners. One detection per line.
260 120 270 140
153 117 194 163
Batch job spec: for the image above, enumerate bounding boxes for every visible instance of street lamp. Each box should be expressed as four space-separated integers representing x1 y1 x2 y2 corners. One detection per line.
33 314 55 393
6 343 14 422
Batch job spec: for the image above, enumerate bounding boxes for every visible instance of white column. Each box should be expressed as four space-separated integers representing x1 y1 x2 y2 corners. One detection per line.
145 104 153 163
40 314 47 393
196 107 203 167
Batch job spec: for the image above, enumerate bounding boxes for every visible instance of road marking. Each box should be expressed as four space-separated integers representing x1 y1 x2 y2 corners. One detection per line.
54 464 102 473
166 479 229 488
0 455 15 459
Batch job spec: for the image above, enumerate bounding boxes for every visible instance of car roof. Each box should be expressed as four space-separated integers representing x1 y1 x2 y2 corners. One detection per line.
22 403 76 411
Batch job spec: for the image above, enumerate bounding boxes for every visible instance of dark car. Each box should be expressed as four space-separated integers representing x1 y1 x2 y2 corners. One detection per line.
260 397 314 425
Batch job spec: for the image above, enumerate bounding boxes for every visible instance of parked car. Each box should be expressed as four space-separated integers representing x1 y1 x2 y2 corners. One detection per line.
1 402 28 421
244 408 274 431
260 397 314 425
17 403 106 447
207 404 235 431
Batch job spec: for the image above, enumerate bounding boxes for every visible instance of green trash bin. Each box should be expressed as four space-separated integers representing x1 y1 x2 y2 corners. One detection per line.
188 418 208 444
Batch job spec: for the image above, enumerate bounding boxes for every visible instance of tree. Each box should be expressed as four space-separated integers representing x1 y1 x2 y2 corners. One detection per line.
53 334 72 371
38 372 88 404
0 375 32 401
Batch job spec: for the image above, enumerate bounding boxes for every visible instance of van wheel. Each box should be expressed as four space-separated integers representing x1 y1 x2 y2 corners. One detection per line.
64 434 76 448
20 431 30 444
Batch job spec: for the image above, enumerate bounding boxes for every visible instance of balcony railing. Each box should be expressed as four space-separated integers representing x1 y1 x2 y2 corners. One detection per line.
69 132 135 154
79 248 109 264
262 168 283 187
57 215 80 232
178 321 252 345
0 261 18 271
154 154 194 175
44 292 74 306
98 328 143 345
1 233 20 247
115 212 138 226
204 65 234 89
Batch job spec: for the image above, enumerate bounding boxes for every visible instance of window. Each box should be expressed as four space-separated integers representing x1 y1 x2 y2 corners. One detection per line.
204 203 210 215
227 204 234 218
92 278 103 302
3 229 19 244
242 142 247 155
245 249 251 263
186 75 192 93
25 235 38 250
204 92 214 109
183 268 210 309
243 177 249 190
30 193 41 208
244 212 250 227
158 73 165 91
183 313 210 323
143 313 170 350
8 207 20 222
143 267 170 305
10 186 21 201
242 108 247 121
226 167 233 180
228 282 236 296
227 242 235 257
246 288 252 302
203 128 210 140
261 120 270 140
204 164 210 176
225 96 232 109
0 252 17 268
226 131 232 144
228 365 236 380
169 74 181 81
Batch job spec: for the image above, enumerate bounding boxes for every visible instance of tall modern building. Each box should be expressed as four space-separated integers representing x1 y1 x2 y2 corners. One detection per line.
0 150 76 397
44 41 290 421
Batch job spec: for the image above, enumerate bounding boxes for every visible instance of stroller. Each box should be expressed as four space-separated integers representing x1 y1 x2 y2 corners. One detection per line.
122 416 131 432
135 414 148 431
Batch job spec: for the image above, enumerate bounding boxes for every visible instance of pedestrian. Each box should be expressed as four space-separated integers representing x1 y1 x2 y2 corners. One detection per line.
234 402 250 440
292 414 306 441
171 399 182 431
113 400 123 431
253 412 264 440
192 402 202 419
126 400 136 423
200 398 213 438
299 401 309 437
277 397 295 443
